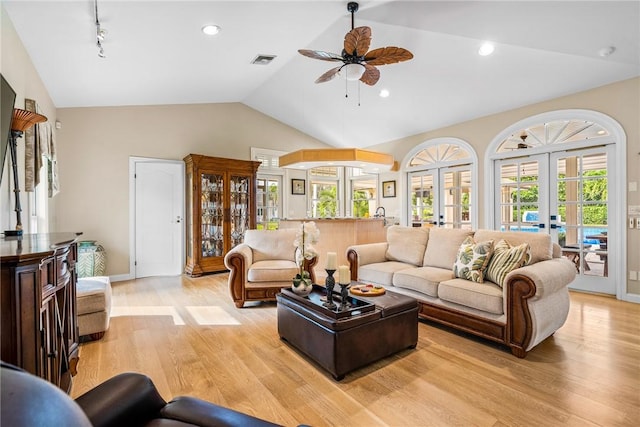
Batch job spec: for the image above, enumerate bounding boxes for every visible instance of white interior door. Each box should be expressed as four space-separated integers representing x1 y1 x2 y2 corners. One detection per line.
135 161 184 277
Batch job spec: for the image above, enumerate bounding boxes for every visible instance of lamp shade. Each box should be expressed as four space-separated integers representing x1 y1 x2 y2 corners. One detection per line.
11 109 47 132
340 63 366 81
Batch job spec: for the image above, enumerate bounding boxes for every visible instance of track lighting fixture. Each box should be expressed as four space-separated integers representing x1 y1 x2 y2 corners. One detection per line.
95 0 107 58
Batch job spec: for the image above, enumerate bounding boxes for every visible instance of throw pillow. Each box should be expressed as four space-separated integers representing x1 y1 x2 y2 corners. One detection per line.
452 236 494 283
485 239 531 288
385 225 429 266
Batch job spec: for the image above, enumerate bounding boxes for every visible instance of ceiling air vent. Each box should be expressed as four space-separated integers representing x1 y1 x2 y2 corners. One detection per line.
251 54 276 65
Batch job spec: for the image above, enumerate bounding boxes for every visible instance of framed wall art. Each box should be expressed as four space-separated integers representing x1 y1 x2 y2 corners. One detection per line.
382 180 396 198
292 179 305 195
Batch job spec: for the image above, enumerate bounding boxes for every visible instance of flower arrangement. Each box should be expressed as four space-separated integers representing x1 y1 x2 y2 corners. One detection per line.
292 221 320 294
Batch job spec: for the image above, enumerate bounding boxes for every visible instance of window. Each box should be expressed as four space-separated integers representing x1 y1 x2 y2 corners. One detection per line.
349 168 377 218
309 167 341 218
251 148 285 229
256 175 281 230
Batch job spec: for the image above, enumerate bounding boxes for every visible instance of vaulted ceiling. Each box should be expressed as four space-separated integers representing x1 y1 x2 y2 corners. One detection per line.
4 1 639 148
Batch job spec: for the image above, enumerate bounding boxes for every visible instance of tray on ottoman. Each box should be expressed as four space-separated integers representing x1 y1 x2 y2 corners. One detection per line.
277 284 418 380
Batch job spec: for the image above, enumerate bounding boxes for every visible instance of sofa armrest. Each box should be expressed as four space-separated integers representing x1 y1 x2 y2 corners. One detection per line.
74 373 166 427
161 396 283 427
506 258 576 299
346 242 389 280
224 243 253 269
224 244 253 307
504 258 576 358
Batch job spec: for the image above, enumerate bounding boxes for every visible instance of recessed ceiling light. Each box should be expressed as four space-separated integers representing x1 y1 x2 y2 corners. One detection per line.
379 89 390 98
478 42 495 56
202 25 221 36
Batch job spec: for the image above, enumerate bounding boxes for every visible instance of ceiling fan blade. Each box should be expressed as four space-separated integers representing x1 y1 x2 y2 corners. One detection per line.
298 49 343 62
360 64 380 86
344 26 371 56
315 66 342 84
364 47 414 66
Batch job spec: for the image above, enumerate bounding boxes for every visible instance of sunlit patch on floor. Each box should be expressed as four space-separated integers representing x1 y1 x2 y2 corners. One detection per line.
110 306 185 325
185 306 241 325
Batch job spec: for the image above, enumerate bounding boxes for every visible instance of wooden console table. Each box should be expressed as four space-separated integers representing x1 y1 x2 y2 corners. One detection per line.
1 232 82 392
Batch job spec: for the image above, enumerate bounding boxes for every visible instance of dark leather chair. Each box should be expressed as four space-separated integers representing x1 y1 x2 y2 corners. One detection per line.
1 361 282 427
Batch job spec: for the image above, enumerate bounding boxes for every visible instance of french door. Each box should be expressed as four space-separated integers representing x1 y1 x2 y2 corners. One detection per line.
408 165 472 229
494 147 614 294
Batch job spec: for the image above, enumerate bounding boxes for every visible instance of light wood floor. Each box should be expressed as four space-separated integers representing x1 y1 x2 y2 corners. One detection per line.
71 274 640 427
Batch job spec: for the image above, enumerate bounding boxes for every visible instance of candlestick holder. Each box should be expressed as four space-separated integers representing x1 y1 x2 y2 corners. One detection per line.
339 282 350 310
323 269 337 309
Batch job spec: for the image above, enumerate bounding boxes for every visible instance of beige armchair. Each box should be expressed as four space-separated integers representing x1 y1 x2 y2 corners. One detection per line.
224 229 317 308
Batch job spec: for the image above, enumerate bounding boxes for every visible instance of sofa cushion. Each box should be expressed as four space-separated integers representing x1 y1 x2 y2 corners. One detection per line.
247 260 299 282
485 239 531 287
244 229 297 262
385 225 429 266
392 266 453 297
438 278 504 315
359 261 415 286
474 229 551 264
452 237 494 283
423 228 474 269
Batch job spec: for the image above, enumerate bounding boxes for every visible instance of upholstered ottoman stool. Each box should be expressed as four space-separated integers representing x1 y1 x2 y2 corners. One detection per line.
76 276 112 341
277 285 418 380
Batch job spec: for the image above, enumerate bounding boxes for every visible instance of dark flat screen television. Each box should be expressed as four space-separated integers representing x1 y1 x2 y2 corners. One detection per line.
1 74 17 186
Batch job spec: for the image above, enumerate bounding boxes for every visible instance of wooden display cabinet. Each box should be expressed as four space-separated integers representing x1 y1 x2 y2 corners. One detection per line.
184 154 260 276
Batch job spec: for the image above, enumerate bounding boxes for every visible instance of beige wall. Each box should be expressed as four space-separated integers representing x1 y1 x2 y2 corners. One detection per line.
1 7 58 231
371 77 640 296
55 103 329 275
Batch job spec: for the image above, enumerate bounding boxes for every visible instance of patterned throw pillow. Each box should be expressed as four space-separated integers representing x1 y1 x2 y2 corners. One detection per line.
485 239 531 288
453 237 494 283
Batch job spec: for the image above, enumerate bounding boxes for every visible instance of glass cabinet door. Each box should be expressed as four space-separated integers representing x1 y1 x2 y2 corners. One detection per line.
185 168 193 259
201 173 224 258
230 174 251 249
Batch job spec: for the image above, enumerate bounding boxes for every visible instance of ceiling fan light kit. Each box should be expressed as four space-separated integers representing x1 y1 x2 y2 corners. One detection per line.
298 1 413 87
339 63 366 81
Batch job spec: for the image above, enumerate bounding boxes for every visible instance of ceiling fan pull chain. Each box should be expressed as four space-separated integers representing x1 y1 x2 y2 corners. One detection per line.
358 81 361 106
345 76 349 98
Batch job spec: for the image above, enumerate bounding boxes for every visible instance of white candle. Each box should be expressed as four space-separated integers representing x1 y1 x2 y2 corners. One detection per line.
338 265 350 284
326 252 337 270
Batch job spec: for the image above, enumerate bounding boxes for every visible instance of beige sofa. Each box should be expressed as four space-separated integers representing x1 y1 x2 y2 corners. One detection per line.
224 229 317 308
346 226 576 357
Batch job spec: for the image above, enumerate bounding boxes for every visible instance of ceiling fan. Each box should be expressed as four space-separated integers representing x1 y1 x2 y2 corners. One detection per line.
298 2 413 86
503 131 534 150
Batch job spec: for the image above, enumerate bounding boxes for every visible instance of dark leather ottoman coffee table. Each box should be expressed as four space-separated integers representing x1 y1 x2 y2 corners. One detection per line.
276 284 418 380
